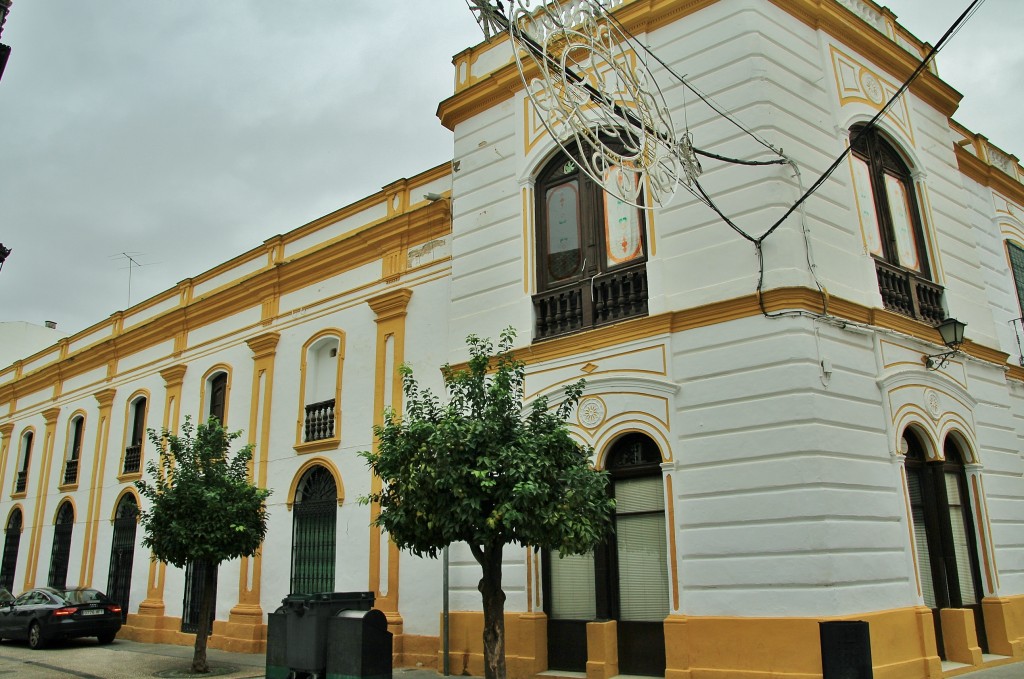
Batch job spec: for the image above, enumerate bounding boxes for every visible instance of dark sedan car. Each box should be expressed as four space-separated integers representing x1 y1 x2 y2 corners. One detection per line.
0 587 122 649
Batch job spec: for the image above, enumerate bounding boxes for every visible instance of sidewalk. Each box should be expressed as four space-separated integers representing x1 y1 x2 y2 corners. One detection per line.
0 637 1020 678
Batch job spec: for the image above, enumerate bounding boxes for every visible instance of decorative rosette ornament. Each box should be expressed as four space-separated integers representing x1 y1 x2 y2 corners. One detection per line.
508 0 700 209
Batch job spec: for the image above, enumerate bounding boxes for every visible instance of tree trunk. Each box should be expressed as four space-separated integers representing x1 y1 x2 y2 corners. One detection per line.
473 543 507 679
191 560 216 673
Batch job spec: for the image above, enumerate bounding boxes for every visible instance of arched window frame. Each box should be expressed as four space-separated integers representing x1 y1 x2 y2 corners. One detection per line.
200 365 232 427
0 506 24 592
532 138 650 341
289 462 341 595
850 125 944 324
902 427 988 656
12 428 35 497
59 411 87 490
295 330 345 453
1004 238 1024 319
47 499 76 590
119 391 150 480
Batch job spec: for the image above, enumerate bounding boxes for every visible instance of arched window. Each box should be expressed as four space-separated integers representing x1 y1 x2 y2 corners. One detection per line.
0 509 23 592
544 432 667 676
291 465 337 594
107 494 139 622
123 396 148 475
904 430 987 656
850 125 943 323
299 334 343 446
205 371 229 425
1006 240 1024 318
533 142 649 340
48 501 75 589
63 415 85 486
13 431 33 495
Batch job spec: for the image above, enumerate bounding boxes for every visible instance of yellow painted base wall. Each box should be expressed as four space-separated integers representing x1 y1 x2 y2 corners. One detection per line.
441 611 547 679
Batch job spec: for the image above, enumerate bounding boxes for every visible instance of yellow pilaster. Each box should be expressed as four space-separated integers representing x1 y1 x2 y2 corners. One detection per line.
0 423 14 500
939 608 983 666
222 332 280 653
131 365 186 638
80 388 116 586
24 407 61 590
368 288 413 640
586 620 619 679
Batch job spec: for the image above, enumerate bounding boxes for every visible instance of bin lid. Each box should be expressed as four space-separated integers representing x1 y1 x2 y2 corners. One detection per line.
307 591 374 603
281 593 312 607
335 608 388 629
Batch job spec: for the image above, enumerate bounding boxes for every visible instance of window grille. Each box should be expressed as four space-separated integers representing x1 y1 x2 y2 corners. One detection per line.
107 496 138 622
0 510 22 592
291 466 337 594
181 560 217 634
47 502 74 589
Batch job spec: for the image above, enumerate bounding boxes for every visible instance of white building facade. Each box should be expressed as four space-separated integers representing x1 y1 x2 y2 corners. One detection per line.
2 1 1024 677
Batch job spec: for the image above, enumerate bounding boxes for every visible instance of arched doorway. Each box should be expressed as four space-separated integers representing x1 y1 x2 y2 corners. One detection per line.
905 429 987 656
107 494 138 622
291 465 338 594
544 432 669 676
48 501 74 589
0 509 23 592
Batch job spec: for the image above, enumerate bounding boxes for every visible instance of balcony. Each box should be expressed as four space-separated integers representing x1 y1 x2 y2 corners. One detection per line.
875 260 944 325
14 471 27 494
123 445 141 475
304 398 336 442
533 264 648 341
63 459 79 486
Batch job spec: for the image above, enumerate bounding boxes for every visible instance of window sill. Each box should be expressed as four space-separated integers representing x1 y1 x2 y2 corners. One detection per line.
117 472 143 484
57 482 79 493
10 491 26 501
294 438 341 455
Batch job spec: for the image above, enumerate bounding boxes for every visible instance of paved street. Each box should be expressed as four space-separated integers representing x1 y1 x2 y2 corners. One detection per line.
0 637 1020 679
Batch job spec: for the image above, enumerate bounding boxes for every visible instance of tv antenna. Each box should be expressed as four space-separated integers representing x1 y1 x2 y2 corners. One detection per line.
111 252 149 308
480 0 701 208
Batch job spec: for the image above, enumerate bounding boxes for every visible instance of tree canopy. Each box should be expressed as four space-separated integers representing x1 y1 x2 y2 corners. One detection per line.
136 416 271 673
362 328 614 679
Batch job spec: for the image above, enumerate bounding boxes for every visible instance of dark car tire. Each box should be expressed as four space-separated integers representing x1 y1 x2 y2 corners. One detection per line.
27 622 45 650
97 632 116 645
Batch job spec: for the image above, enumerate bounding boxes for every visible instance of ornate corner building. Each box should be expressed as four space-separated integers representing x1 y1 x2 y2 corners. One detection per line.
2 1 1024 677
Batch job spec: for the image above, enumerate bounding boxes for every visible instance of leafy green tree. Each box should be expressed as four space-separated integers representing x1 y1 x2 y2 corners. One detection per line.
136 416 271 674
362 329 614 679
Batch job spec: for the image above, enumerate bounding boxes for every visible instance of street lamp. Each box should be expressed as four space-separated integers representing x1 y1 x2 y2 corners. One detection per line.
923 317 967 370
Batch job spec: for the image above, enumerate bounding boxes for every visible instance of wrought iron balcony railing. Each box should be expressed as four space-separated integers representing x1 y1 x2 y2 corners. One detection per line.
14 470 27 494
63 459 79 486
533 264 648 341
304 398 336 442
123 444 141 475
874 260 945 325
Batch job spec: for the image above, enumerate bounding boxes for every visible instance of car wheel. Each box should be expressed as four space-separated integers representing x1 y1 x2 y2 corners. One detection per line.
27 622 45 650
97 632 116 645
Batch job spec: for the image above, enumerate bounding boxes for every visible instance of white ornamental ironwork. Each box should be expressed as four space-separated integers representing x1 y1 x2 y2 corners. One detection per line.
507 0 700 208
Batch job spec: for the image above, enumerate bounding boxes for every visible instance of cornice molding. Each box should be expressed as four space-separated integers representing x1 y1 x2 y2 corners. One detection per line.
368 289 414 322
956 146 1024 206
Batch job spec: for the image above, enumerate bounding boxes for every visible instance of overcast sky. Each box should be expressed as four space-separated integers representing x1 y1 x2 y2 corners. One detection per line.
0 1 1019 337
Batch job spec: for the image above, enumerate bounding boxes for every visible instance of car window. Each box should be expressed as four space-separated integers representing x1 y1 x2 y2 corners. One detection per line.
0 588 13 604
61 589 106 604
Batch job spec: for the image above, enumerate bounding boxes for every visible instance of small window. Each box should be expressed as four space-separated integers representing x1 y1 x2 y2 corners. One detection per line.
533 142 649 340
13 432 32 495
299 334 343 446
1007 241 1024 319
63 416 85 486
206 372 228 425
123 397 147 475
850 125 943 323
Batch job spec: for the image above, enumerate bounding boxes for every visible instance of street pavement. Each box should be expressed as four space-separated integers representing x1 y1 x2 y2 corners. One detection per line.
0 637 1020 678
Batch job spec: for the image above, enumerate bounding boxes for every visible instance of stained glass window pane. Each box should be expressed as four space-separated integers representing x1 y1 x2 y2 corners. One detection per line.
885 174 921 272
546 181 581 280
852 156 883 257
603 167 643 266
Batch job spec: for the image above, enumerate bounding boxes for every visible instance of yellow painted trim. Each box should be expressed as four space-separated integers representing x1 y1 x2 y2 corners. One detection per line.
108 487 142 523
294 329 346 448
81 388 116 586
0 423 14 502
50 496 77 525
198 363 233 427
665 473 679 611
957 144 1024 208
899 466 922 598
368 288 413 630
970 475 994 595
25 407 60 591
9 425 35 498
285 457 345 511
